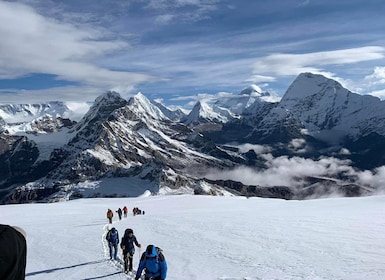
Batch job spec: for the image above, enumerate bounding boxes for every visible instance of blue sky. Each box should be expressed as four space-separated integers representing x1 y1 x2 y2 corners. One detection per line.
0 0 384 108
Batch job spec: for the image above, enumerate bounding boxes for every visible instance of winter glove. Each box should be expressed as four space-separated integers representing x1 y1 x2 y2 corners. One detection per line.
138 244 141 248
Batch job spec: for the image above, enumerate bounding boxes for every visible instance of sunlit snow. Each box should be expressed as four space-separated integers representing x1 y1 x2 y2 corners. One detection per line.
2 193 385 280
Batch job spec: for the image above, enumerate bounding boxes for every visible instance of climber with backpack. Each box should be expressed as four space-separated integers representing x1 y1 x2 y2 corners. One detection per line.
106 227 119 260
107 209 113 224
120 228 141 273
135 245 167 280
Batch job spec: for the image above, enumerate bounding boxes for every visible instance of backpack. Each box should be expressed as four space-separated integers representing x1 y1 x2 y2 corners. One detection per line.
107 229 118 244
144 246 164 274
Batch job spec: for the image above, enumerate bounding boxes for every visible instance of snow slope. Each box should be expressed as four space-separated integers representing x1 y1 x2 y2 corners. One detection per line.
1 195 385 280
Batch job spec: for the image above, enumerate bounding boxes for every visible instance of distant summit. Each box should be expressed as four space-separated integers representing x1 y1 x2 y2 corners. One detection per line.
2 73 385 203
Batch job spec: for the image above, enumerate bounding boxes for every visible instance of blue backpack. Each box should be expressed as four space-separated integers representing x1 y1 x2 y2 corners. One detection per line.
144 245 162 274
107 228 118 244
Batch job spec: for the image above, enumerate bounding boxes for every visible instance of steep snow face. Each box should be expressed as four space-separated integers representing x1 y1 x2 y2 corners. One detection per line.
282 73 335 102
281 73 385 139
152 101 186 121
72 91 128 133
183 101 232 125
126 92 169 122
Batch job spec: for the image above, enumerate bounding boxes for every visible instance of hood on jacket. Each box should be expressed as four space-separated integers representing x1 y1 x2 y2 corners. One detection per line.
145 245 158 257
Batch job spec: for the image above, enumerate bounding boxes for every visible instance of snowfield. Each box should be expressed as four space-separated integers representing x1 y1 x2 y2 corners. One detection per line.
2 194 385 280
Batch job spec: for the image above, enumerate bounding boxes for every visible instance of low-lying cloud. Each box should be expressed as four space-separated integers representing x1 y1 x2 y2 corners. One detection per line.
205 151 385 192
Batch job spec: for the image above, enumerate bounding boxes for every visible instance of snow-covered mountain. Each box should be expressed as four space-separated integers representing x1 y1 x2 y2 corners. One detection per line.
217 84 276 115
2 91 242 203
181 101 236 125
0 102 71 123
152 100 187 121
0 101 77 137
281 72 385 141
182 85 276 126
2 73 385 203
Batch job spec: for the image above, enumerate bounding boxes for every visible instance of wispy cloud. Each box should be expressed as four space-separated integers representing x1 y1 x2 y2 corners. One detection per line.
144 0 220 23
297 0 310 7
0 1 156 99
252 47 385 78
1 1 384 105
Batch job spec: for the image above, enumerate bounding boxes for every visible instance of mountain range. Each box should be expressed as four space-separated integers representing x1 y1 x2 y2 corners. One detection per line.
1 72 384 203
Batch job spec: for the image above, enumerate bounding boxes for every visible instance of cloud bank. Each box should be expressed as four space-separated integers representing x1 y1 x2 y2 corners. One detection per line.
205 150 385 192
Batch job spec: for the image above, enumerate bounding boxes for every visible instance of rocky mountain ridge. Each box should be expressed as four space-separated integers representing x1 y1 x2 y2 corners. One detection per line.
1 72 384 203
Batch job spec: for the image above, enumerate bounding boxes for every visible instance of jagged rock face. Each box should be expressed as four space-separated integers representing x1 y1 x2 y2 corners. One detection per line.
202 178 295 199
2 185 61 204
29 116 76 133
2 73 385 203
37 92 236 192
0 135 40 199
203 176 374 200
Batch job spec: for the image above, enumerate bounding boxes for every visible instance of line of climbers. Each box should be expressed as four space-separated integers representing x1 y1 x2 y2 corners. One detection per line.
106 227 167 280
107 206 145 223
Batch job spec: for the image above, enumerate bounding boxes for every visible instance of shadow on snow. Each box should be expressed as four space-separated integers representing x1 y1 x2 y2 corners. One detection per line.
26 259 107 277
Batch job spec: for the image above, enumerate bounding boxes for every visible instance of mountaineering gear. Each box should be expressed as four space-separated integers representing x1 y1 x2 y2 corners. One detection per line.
121 228 141 272
123 206 128 218
133 207 145 215
106 228 119 260
0 225 27 280
107 209 113 223
135 245 167 280
116 208 123 220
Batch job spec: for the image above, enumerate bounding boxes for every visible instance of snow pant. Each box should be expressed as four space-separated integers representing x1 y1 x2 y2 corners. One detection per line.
0 225 27 280
123 252 134 271
108 243 118 259
108 217 112 224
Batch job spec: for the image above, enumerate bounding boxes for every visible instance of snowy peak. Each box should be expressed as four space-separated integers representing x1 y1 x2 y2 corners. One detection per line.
280 72 385 139
183 101 230 125
240 84 263 96
0 102 71 124
92 91 128 112
152 101 186 121
73 91 128 131
282 72 344 103
127 92 168 121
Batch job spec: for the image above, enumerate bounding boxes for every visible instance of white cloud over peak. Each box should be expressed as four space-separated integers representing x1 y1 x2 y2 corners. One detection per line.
365 66 385 86
252 46 385 78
